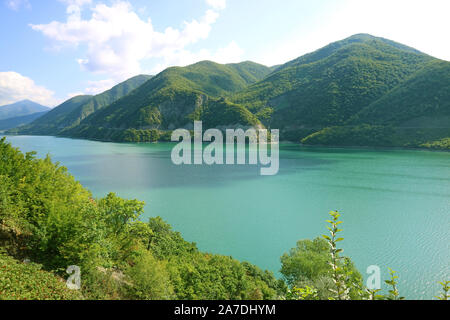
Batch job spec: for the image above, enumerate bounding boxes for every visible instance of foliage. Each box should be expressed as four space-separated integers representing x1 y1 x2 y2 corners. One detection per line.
197 97 261 129
10 75 151 136
285 211 448 300
0 138 281 300
280 238 331 287
302 60 450 148
323 211 351 300
302 125 450 149
435 281 449 300
286 286 319 300
234 35 434 138
420 138 450 150
384 268 405 300
280 235 363 300
123 249 174 300
351 60 450 126
12 61 271 142
0 251 82 300
8 34 449 148
1 138 448 300
301 124 395 147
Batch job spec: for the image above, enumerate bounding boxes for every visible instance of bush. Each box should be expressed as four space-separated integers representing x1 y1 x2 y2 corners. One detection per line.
0 252 82 300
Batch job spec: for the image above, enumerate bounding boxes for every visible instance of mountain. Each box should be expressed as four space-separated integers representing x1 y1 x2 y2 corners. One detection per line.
233 34 435 141
7 34 450 149
0 111 48 131
63 61 270 141
0 100 49 120
9 95 93 135
302 59 450 148
12 75 152 135
350 60 450 126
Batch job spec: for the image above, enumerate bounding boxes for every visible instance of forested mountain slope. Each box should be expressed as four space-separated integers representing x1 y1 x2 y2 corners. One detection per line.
233 34 435 141
302 59 450 149
63 61 270 141
6 35 449 149
12 75 151 135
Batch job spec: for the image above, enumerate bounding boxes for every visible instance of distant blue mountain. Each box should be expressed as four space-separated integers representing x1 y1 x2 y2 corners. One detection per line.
0 100 50 120
0 111 48 131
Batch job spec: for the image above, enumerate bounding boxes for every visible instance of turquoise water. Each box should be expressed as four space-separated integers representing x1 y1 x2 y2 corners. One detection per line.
4 135 450 299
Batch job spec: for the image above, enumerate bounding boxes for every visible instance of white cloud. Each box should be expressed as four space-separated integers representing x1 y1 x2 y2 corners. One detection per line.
66 91 86 99
206 0 226 10
258 0 450 66
150 41 245 74
31 1 224 81
5 0 30 11
213 41 244 63
65 78 117 98
59 0 91 5
0 72 58 106
83 78 117 95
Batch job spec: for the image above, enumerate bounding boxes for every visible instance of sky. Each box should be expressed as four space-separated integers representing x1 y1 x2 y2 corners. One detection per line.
0 0 449 107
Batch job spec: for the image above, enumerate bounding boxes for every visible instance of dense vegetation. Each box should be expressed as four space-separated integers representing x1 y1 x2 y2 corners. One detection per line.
420 138 450 150
63 61 270 138
10 75 151 136
7 34 450 148
1 139 447 300
302 60 450 148
233 34 443 141
0 252 83 300
0 138 284 300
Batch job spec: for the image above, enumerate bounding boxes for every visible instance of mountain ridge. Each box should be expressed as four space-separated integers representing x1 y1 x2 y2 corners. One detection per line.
11 75 152 135
7 34 450 149
0 100 50 120
0 111 48 131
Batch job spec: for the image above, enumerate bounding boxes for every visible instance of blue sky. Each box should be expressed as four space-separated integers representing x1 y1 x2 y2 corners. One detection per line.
1 0 449 107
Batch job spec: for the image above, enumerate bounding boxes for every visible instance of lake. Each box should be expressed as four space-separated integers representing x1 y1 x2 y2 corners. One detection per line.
4 135 449 299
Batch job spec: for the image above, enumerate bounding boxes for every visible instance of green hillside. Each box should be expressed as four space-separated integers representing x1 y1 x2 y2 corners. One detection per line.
0 138 284 300
8 95 93 135
11 75 151 135
6 34 450 149
150 60 272 97
227 61 275 84
233 34 435 141
350 60 450 125
302 60 450 149
66 97 262 143
63 74 152 128
63 61 270 141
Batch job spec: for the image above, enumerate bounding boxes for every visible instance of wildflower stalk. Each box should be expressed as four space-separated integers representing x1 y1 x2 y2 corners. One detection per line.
322 211 349 300
436 281 449 300
385 268 404 300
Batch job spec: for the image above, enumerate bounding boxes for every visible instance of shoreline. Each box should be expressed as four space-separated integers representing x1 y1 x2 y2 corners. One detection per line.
3 133 450 153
